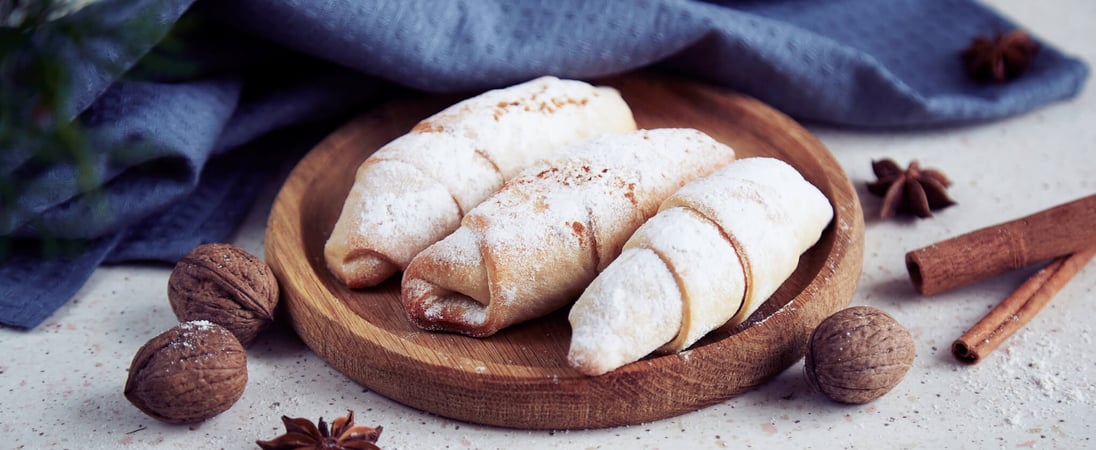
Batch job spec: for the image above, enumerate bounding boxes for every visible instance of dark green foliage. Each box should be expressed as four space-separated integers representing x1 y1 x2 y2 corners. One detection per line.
1 0 174 258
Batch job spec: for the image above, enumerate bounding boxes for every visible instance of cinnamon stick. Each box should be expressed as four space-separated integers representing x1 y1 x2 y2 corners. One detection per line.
905 194 1096 295
951 247 1096 364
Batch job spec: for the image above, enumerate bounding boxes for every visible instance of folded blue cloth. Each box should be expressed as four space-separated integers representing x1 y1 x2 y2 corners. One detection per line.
1 0 1088 329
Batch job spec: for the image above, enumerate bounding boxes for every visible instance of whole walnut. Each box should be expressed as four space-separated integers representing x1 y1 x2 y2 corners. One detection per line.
804 306 915 404
124 321 248 424
168 243 278 346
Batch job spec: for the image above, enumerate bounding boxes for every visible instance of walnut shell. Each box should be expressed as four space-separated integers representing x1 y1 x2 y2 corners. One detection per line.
124 321 248 424
804 306 915 404
168 243 278 346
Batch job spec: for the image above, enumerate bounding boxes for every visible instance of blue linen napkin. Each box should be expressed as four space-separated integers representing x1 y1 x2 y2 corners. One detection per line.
1 0 1088 329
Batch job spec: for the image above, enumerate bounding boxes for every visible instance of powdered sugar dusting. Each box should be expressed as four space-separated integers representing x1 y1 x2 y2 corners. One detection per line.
568 248 682 375
171 320 225 350
180 319 216 331
625 207 746 353
406 128 735 336
327 76 636 283
957 328 1094 425
471 129 733 306
568 156 831 372
662 157 832 321
421 295 488 326
344 160 460 267
371 132 501 213
158 321 240 370
418 76 637 178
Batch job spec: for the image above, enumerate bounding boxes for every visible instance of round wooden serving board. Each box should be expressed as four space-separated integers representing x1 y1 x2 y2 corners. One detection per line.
264 72 865 430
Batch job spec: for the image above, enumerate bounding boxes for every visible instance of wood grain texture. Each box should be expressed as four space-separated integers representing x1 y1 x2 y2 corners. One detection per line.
264 71 865 430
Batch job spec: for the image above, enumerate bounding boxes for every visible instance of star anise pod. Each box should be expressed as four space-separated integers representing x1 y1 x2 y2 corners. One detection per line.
257 410 382 450
961 29 1039 83
867 159 955 219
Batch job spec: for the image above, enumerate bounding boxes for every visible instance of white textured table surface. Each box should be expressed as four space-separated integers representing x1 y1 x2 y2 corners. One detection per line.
4 2 1094 448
